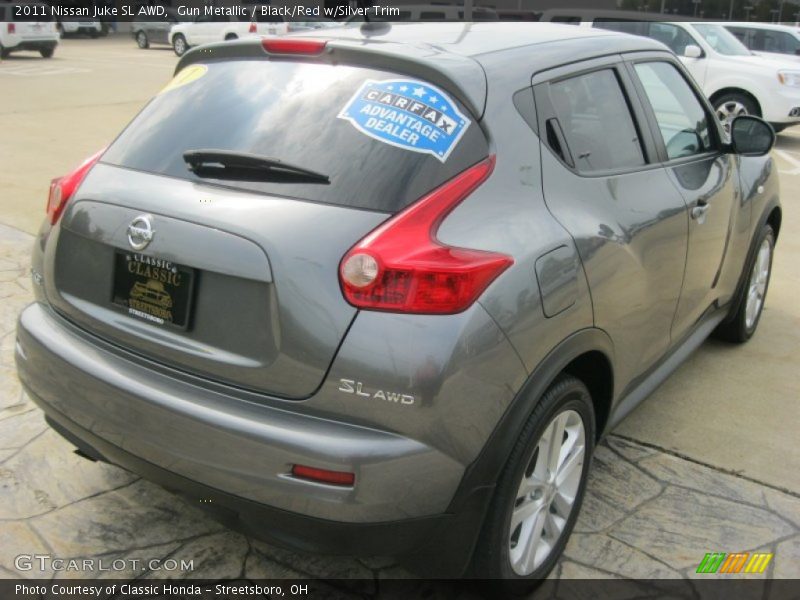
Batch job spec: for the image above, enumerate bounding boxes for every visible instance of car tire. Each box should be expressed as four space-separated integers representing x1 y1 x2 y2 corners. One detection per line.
90 31 100 39
225 34 238 41
0 45 9 59
40 48 54 58
173 34 187 57
713 92 760 133
472 374 595 593
136 31 149 49
714 224 775 344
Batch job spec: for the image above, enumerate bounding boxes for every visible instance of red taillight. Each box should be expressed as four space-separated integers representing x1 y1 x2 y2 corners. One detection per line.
46 149 104 225
339 156 513 315
248 22 257 34
291 464 355 487
261 38 327 55
8 23 15 34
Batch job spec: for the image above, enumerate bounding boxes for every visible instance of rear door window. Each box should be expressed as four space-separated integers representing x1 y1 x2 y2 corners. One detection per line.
547 69 645 173
102 61 489 213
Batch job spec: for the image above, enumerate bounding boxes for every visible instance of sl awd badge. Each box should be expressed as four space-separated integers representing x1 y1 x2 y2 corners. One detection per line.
338 379 415 407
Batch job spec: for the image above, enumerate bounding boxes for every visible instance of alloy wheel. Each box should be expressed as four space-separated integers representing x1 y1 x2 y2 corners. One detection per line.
174 36 186 56
716 100 748 133
745 238 771 330
508 409 586 576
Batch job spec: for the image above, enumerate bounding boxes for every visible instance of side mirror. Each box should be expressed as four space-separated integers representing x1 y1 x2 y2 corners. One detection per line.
729 116 776 156
683 44 703 58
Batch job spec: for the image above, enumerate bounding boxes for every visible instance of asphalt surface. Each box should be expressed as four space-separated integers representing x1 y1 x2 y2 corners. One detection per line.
0 36 798 583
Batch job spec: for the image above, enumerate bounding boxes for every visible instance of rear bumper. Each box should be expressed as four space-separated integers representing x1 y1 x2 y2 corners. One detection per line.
39 401 490 576
36 397 446 558
14 302 464 524
6 39 58 52
15 302 493 572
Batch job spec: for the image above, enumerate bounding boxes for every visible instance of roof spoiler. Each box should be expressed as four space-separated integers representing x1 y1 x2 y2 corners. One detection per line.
175 37 488 119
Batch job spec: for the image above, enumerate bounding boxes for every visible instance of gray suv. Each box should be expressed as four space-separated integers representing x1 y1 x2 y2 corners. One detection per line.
15 23 779 588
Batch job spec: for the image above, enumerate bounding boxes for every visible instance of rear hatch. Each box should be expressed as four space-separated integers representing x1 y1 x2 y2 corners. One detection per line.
45 55 489 398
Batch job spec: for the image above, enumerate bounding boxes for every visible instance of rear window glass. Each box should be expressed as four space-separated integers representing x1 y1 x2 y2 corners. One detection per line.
102 61 489 213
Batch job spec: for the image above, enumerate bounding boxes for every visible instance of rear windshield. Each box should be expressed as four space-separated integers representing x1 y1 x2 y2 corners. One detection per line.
102 61 489 213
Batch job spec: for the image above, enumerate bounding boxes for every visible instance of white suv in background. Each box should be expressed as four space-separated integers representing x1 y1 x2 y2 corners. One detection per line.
58 19 103 38
646 22 800 132
168 13 288 56
541 13 800 133
0 1 59 58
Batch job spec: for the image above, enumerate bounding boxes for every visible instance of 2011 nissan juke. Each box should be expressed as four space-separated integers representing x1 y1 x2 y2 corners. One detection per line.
15 23 780 589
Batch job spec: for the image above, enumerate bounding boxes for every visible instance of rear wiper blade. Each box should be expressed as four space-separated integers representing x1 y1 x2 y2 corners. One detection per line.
183 149 330 184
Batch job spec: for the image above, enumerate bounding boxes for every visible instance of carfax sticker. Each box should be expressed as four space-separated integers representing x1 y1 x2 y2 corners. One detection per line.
338 79 470 162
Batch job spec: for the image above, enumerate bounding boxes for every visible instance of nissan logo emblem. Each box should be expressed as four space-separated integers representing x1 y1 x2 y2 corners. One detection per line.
127 215 155 251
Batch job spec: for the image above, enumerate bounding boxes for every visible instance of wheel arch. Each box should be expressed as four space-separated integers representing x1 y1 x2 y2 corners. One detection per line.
420 328 616 578
709 87 763 117
767 205 782 240
450 327 615 506
721 200 782 326
562 350 614 442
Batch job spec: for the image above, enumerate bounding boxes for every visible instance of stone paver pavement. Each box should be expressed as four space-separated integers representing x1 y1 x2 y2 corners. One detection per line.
1 224 798 593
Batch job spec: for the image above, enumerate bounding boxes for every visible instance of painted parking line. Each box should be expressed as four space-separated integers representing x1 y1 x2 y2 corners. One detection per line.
0 65 91 76
774 149 800 175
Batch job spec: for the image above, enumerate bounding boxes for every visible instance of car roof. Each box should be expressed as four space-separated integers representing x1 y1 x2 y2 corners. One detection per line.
309 22 662 58
178 23 667 118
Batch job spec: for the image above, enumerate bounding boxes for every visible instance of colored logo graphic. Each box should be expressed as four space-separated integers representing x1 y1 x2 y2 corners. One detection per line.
696 552 773 574
338 78 470 162
159 64 208 95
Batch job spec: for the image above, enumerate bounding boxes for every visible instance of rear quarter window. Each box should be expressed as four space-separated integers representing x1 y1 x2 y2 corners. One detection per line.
102 60 489 213
548 69 645 173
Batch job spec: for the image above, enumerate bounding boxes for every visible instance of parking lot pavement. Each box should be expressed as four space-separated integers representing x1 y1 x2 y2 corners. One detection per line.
0 36 176 235
0 223 798 585
1 36 799 584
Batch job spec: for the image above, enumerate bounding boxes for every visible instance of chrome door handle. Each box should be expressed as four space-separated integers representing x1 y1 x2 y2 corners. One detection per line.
691 203 709 220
